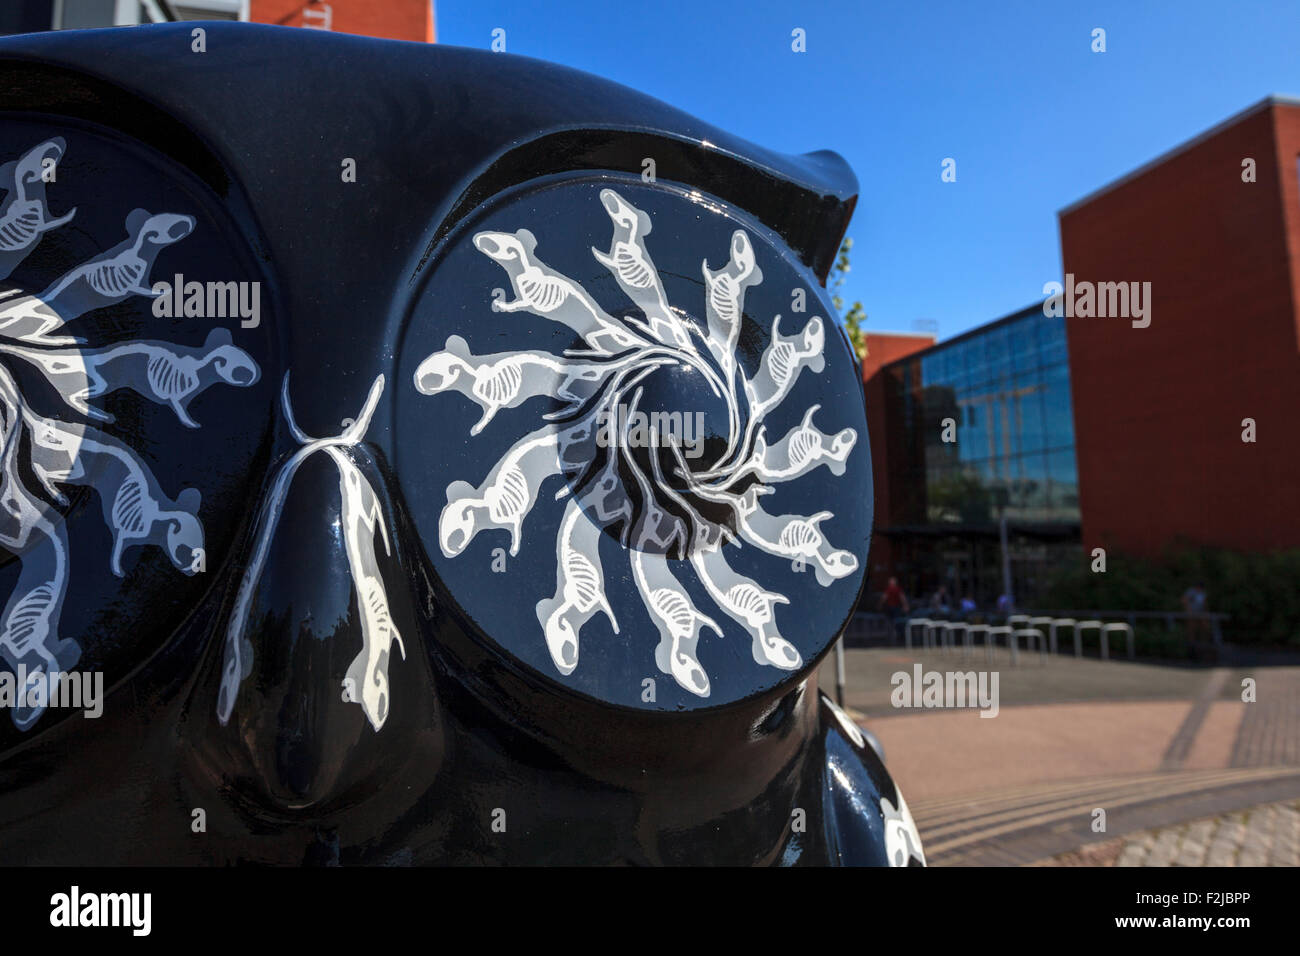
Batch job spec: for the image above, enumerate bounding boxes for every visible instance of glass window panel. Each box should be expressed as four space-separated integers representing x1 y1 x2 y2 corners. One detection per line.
1041 364 1076 449
917 354 933 389
1010 315 1040 375
953 340 973 385
948 346 964 386
931 345 947 384
1014 380 1046 454
974 394 997 463
1040 313 1068 368
966 334 990 387
959 400 980 463
985 324 1013 384
946 354 967 392
1047 447 1077 484
1046 449 1080 521
1018 453 1049 519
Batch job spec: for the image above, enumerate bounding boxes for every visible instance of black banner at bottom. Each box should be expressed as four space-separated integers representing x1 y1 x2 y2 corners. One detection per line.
0 864 1282 942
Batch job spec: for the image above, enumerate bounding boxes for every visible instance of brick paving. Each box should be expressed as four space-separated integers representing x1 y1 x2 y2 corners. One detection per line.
1034 800 1300 867
1161 668 1229 768
911 767 1300 866
1230 667 1300 767
828 647 1300 866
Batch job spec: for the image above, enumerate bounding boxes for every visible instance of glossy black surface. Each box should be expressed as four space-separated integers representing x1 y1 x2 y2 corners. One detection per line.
0 22 921 866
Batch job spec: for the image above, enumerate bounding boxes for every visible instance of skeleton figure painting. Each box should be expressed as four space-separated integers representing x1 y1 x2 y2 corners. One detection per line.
414 189 861 700
0 137 260 731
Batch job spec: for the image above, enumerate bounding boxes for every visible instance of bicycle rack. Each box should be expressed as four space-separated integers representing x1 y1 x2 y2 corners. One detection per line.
1013 627 1048 666
906 618 933 651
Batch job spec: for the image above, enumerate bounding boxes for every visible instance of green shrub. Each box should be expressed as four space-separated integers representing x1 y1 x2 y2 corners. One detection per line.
1041 545 1300 647
1131 627 1191 661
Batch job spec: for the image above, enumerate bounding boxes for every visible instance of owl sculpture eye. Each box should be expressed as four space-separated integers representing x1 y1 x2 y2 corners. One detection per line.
0 128 271 739
395 179 873 711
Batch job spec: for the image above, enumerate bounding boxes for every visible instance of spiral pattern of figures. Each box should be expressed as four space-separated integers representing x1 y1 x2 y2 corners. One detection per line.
0 137 261 730
414 188 860 698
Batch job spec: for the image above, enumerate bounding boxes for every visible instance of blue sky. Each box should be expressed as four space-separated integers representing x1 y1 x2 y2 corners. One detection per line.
436 0 1300 342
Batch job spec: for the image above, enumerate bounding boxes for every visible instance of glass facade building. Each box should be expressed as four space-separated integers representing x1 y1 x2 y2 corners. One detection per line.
871 303 1082 607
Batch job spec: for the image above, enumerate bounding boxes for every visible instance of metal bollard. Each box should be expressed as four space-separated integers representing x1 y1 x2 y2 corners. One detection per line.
1076 620 1104 659
1014 628 1047 665
1029 617 1054 656
944 622 967 659
987 625 1013 665
1104 623 1134 660
1050 617 1076 657
907 618 932 651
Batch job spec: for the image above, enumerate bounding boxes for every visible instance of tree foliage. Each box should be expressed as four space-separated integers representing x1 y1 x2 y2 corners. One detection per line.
1042 545 1300 647
830 237 867 361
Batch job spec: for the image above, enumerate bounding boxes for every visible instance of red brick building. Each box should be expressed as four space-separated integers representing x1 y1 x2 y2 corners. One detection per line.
1059 96 1300 557
250 1 434 43
860 97 1300 605
3 2 436 43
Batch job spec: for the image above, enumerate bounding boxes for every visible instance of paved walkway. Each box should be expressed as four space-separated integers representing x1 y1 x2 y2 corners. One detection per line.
1035 799 1300 867
1232 666 1300 767
820 646 1300 866
911 767 1300 865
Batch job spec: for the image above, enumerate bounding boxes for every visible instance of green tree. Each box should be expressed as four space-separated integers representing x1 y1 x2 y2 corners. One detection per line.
830 237 867 360
1041 545 1300 648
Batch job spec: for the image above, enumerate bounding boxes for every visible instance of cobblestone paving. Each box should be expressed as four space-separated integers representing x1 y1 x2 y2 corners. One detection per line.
839 650 1300 866
914 767 1300 865
1231 669 1300 767
1037 800 1300 867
